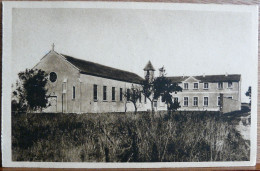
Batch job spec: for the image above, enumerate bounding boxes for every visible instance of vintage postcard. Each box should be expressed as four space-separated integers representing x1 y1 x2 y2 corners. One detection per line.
2 1 258 168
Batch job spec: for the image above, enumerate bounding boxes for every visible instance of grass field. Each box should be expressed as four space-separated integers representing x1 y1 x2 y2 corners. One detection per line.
12 109 250 162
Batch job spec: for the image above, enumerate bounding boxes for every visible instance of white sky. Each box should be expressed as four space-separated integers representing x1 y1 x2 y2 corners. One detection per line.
12 8 256 102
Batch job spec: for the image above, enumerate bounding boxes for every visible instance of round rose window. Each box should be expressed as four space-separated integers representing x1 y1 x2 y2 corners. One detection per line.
49 72 57 82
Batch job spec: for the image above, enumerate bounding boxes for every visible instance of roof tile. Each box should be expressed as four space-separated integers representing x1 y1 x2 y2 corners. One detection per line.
62 54 144 84
168 75 241 83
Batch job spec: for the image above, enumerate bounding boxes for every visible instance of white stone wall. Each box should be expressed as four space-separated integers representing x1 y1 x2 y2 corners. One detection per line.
78 74 155 113
34 51 81 113
34 51 167 113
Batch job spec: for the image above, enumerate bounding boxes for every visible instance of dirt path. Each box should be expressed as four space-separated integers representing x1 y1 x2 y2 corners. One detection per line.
224 104 251 141
235 114 250 141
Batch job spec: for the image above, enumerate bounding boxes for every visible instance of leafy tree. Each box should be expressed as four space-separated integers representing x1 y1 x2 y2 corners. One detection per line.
155 76 182 111
12 69 49 112
124 85 142 114
245 86 251 105
142 72 182 112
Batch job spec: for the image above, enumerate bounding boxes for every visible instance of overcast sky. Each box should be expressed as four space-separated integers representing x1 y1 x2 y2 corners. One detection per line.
12 7 256 102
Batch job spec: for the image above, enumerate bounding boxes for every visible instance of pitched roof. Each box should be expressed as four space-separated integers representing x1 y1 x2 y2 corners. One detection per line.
143 61 155 71
167 76 189 83
61 54 144 84
195 74 241 82
168 74 241 83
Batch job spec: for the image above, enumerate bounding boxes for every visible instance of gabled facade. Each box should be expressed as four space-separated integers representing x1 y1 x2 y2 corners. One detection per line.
34 49 167 113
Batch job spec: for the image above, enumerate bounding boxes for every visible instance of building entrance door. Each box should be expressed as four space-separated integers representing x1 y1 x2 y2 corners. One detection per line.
45 96 57 113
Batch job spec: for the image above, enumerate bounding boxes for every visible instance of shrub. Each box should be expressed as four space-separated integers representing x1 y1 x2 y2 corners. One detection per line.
12 111 250 162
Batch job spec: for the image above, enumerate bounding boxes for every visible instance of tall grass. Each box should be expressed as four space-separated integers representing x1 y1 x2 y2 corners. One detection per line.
12 111 250 162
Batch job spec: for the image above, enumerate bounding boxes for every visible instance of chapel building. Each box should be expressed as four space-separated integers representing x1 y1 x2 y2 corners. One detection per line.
34 48 163 113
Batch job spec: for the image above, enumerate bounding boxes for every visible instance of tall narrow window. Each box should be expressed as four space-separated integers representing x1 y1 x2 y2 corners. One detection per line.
154 101 157 108
184 83 189 90
204 97 208 106
93 84 97 101
184 97 188 106
174 97 178 103
120 88 123 101
193 97 198 106
218 82 223 89
228 82 233 88
103 86 107 101
139 95 142 103
194 83 198 89
217 96 220 106
132 89 136 101
204 83 209 89
127 89 130 101
72 86 76 99
112 87 115 101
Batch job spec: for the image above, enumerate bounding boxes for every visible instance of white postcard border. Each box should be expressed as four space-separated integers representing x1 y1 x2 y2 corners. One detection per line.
2 1 258 168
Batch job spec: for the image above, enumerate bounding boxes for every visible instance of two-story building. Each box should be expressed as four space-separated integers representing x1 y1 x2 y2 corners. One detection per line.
167 74 241 112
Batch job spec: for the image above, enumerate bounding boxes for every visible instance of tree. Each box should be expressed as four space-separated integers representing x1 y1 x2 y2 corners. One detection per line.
154 76 182 111
12 69 49 112
125 85 142 114
245 86 251 105
123 85 142 114
142 70 182 113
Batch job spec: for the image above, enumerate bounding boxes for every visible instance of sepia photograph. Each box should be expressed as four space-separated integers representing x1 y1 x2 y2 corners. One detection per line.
2 1 258 168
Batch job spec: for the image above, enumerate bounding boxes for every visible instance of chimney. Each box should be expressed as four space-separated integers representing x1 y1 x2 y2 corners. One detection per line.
203 73 205 77
225 72 228 76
